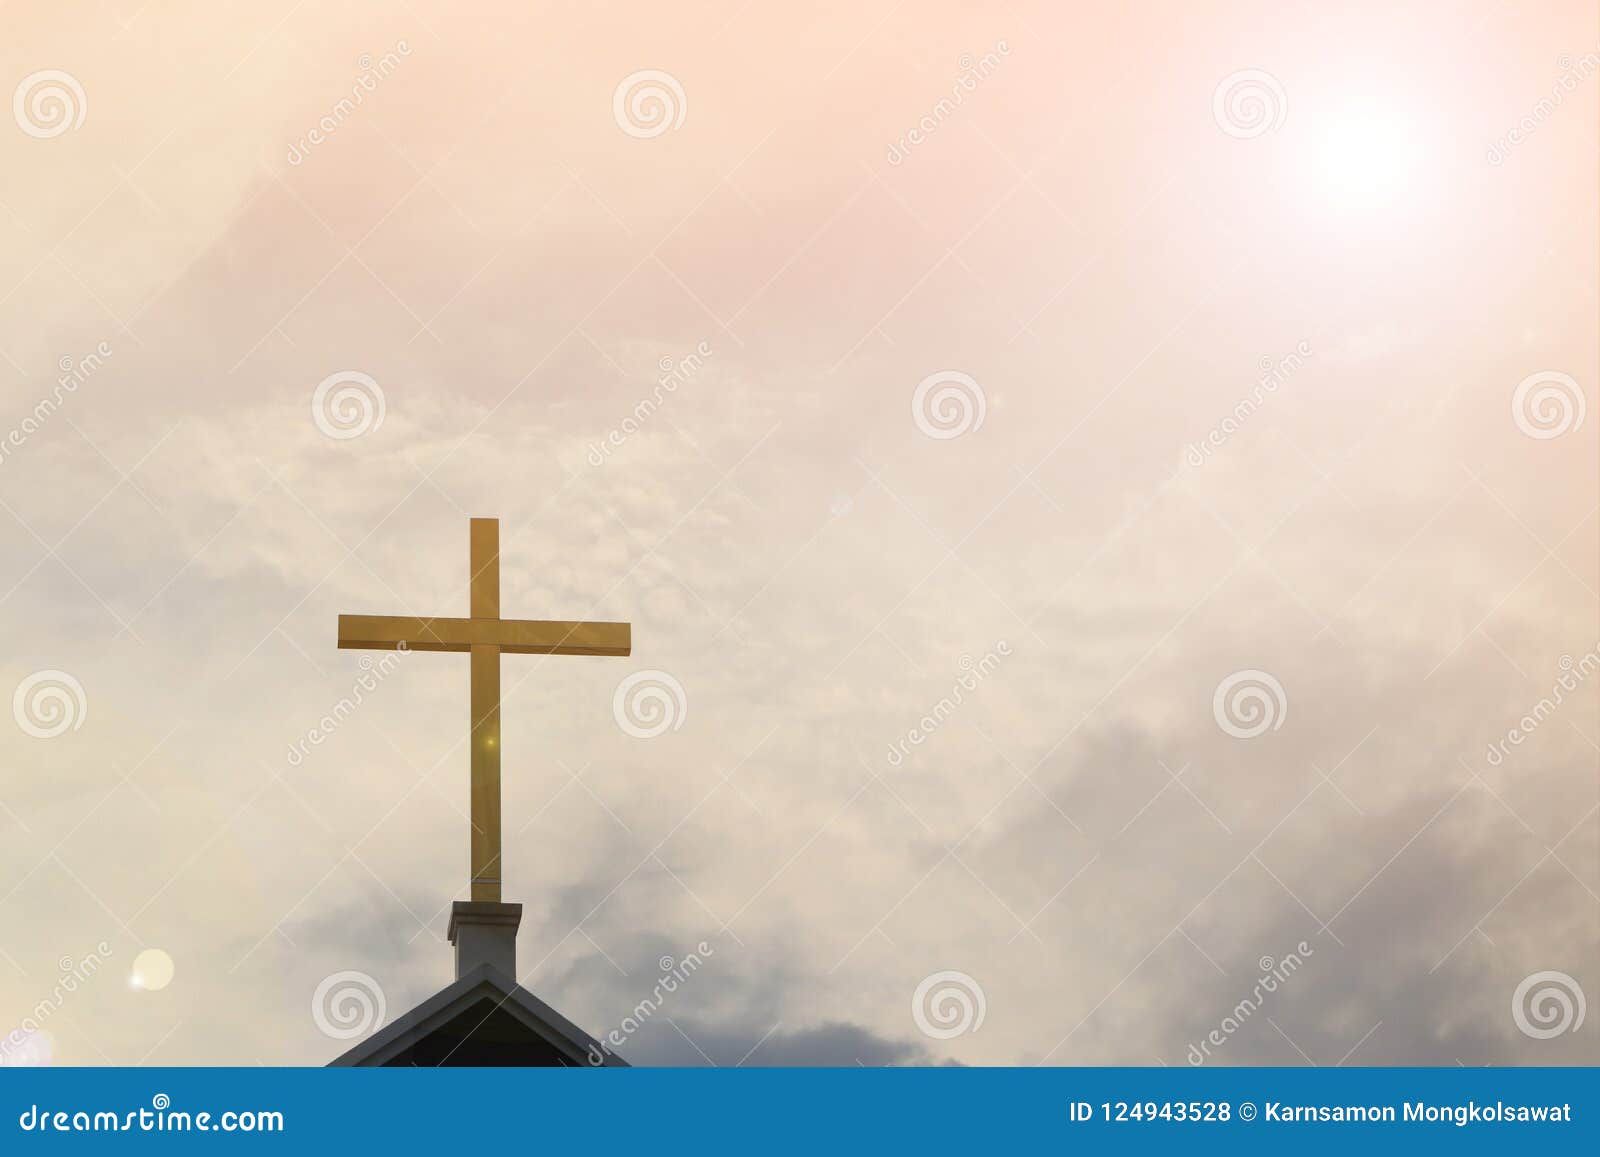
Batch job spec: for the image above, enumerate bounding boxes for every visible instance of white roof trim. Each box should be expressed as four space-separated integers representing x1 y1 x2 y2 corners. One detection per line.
328 964 629 1067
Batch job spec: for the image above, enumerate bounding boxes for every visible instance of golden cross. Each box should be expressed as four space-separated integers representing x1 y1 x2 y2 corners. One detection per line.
337 518 630 903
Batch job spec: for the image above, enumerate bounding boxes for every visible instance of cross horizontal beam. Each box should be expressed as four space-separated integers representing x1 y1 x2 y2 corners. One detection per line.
337 614 631 656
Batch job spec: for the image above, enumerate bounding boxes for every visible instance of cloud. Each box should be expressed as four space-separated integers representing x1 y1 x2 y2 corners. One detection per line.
620 1018 947 1068
0 1 1594 1071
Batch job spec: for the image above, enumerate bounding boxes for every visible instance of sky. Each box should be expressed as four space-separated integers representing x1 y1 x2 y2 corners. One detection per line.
0 0 1596 1067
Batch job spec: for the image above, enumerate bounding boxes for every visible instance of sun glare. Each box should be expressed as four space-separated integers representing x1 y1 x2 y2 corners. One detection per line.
1309 101 1425 216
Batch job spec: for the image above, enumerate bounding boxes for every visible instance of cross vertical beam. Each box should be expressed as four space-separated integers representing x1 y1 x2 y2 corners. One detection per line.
470 644 501 901
469 519 502 902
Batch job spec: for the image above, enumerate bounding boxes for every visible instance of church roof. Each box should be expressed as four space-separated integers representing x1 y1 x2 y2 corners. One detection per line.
328 963 628 1067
